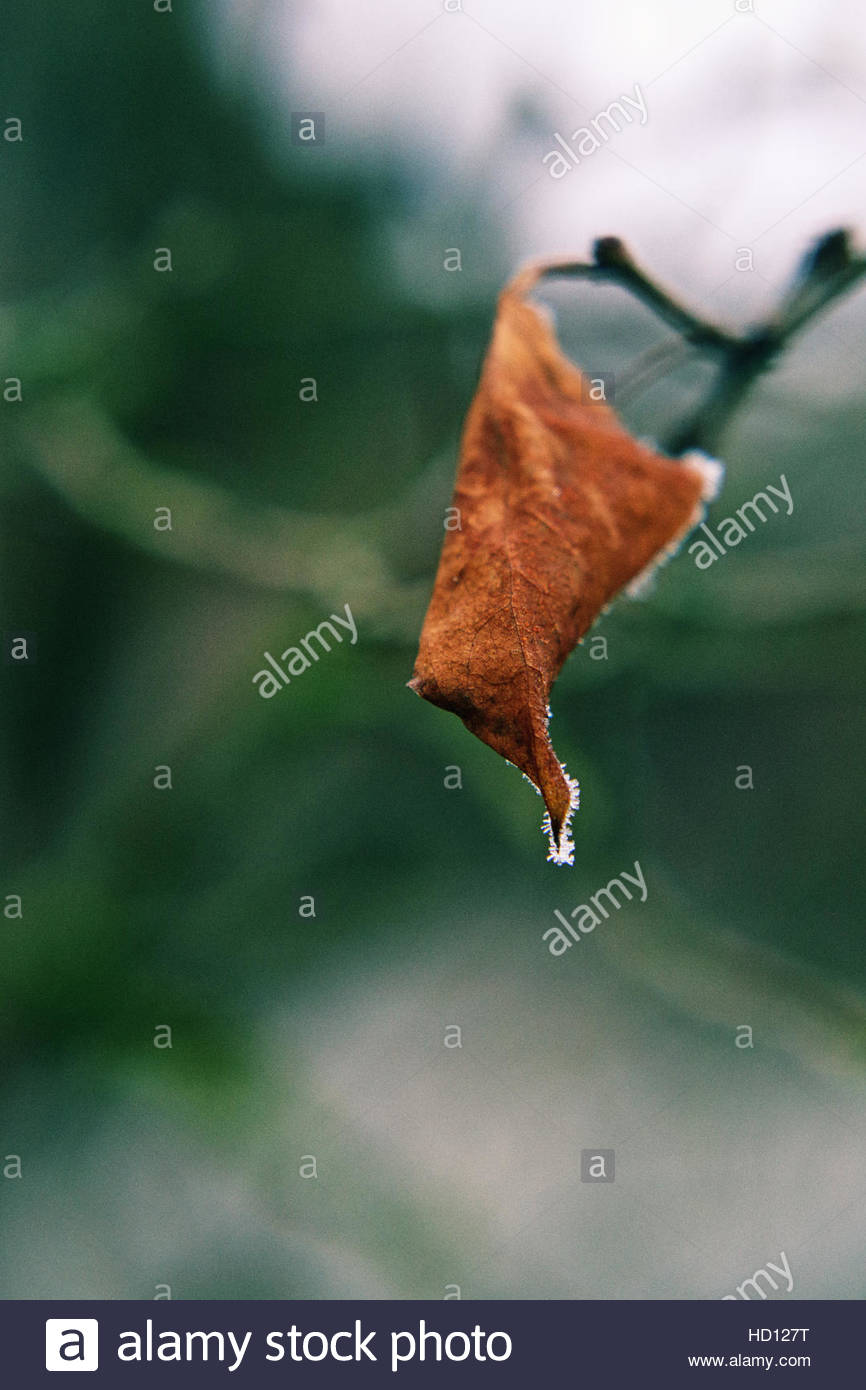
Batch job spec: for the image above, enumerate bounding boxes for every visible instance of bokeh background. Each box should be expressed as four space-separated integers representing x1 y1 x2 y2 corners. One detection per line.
2 0 865 1299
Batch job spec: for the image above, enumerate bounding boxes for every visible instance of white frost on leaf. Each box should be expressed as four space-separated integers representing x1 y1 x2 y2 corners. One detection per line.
625 450 725 597
521 761 580 867
543 769 580 866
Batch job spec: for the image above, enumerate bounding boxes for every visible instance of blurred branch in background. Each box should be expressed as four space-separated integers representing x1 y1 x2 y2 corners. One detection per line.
16 397 430 638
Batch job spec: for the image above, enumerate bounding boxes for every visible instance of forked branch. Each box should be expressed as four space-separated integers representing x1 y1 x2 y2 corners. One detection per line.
528 229 866 455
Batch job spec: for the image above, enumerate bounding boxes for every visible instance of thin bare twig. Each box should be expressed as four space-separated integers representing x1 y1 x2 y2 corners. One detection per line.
530 229 866 456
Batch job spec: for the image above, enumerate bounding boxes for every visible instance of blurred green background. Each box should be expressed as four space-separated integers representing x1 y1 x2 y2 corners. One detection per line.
1 2 865 1299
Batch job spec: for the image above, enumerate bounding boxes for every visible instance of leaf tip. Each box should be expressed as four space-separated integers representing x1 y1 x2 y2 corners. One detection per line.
542 772 580 867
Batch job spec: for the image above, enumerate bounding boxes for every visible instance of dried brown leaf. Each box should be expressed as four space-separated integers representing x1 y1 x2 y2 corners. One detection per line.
409 263 721 863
